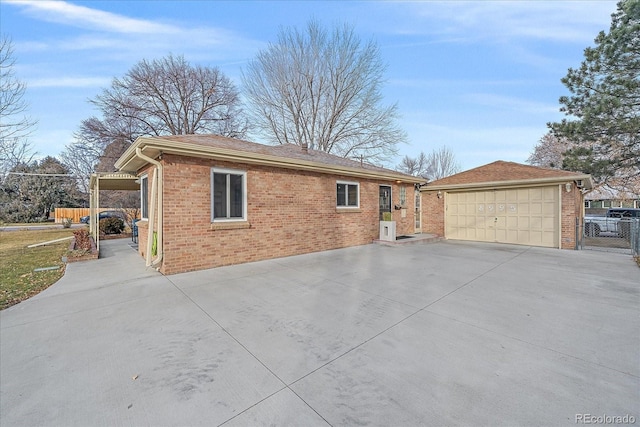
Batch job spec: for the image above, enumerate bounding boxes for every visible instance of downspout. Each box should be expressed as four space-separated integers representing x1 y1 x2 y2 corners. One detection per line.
95 178 100 252
135 147 163 269
146 168 157 267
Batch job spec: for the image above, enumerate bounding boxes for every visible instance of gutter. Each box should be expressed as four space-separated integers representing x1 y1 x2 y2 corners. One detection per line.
421 175 593 192
116 137 422 184
135 147 163 270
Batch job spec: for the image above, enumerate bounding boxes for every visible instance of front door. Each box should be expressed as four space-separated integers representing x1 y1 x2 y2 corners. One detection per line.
379 185 392 220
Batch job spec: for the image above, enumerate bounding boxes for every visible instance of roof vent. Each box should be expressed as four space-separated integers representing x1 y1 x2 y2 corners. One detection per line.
301 142 308 153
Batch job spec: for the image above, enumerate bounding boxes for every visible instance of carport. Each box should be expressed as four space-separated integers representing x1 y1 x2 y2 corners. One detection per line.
88 172 139 252
421 161 593 249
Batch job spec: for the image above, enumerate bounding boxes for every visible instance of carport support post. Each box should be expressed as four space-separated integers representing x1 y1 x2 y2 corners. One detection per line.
92 178 100 252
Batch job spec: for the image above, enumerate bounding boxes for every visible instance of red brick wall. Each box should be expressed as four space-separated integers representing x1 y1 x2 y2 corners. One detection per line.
560 183 583 249
143 154 415 274
421 191 445 236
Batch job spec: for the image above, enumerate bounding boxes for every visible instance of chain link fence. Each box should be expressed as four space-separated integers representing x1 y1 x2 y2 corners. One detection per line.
578 217 640 256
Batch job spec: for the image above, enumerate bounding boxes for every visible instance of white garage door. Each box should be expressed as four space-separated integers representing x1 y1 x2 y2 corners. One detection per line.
445 186 559 248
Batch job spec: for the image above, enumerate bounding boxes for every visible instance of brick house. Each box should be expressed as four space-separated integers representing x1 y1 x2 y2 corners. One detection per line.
112 135 423 274
420 161 592 249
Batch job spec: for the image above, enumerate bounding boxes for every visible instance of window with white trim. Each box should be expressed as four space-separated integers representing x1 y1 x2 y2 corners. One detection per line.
584 200 591 209
337 181 359 208
140 174 148 219
211 168 247 221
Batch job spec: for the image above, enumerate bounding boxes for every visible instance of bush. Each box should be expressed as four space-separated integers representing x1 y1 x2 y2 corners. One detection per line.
99 217 124 235
73 229 92 251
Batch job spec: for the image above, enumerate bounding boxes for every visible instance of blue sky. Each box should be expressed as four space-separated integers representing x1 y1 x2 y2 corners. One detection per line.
1 0 618 170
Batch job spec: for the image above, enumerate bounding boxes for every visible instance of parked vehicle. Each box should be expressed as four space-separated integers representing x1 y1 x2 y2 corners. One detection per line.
584 208 640 237
79 210 127 224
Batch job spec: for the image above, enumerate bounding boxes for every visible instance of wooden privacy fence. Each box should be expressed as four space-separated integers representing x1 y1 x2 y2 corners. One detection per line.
54 208 109 223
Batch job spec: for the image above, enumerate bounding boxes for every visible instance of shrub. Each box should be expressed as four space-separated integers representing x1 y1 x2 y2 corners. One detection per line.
62 217 72 228
73 229 92 251
99 217 124 235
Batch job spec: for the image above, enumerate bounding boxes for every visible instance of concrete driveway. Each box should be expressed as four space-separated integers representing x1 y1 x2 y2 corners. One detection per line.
1 239 638 426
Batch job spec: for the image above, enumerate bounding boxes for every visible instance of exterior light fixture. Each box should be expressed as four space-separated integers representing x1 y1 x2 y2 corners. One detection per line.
565 182 572 192
437 191 442 199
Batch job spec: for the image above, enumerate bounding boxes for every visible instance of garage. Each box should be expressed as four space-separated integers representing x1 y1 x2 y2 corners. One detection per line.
420 161 593 250
446 186 559 247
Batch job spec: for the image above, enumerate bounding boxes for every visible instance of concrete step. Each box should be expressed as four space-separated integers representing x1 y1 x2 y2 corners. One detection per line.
373 233 443 246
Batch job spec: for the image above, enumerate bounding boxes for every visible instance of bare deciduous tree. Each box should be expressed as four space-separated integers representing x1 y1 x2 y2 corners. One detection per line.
93 54 248 139
243 20 405 165
62 54 248 195
526 132 574 169
397 152 428 178
397 146 460 181
424 146 461 181
0 35 36 176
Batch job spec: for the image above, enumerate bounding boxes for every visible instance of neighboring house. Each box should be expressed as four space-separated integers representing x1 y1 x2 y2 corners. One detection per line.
108 135 423 275
584 187 640 216
420 161 593 249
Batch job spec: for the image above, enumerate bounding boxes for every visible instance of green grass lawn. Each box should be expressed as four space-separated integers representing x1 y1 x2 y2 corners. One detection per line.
0 229 75 310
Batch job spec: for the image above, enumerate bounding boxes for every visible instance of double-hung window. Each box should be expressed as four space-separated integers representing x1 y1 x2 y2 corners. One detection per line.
140 174 149 219
211 168 247 221
337 181 359 208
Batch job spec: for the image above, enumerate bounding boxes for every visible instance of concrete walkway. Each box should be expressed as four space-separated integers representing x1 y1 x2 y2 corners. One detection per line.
1 239 638 426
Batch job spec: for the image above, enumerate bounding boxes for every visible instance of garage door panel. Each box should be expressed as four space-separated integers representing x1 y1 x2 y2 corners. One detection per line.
531 216 542 229
530 203 542 214
517 230 531 244
518 189 531 201
445 186 558 248
542 217 555 230
543 202 556 215
533 188 546 200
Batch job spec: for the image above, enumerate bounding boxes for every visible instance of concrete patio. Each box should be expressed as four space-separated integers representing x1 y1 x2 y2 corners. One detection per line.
1 239 638 426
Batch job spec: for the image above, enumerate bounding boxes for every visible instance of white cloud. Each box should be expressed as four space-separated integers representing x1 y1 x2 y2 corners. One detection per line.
5 0 177 34
397 1 616 43
5 0 264 61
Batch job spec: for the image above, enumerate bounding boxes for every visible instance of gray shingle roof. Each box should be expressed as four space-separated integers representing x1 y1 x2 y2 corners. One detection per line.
151 134 403 176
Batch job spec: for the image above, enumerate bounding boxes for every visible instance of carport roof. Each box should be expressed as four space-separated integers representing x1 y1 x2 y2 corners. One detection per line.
89 172 139 191
423 161 593 191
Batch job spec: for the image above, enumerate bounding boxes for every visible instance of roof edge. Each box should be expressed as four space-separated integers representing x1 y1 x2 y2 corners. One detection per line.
421 175 593 191
116 136 423 184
